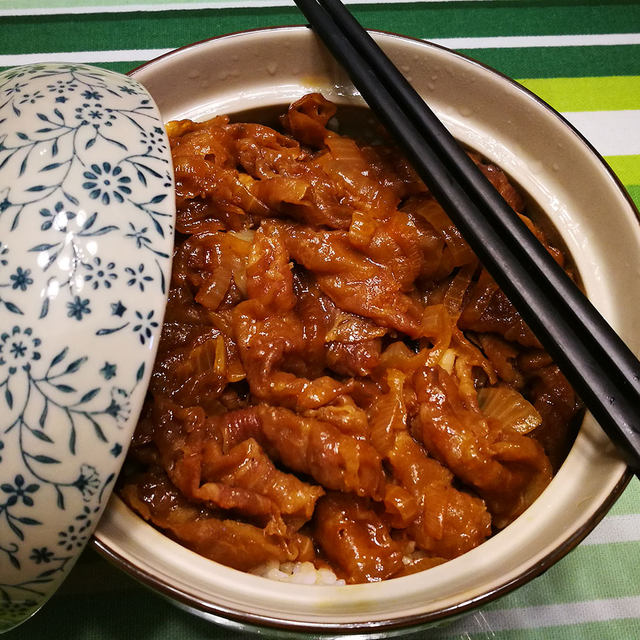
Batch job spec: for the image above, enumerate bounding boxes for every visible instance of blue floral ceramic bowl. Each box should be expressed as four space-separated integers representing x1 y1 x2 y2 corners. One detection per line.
0 63 174 632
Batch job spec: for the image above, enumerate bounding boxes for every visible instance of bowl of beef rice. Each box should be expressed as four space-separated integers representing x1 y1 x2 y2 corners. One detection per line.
92 26 640 636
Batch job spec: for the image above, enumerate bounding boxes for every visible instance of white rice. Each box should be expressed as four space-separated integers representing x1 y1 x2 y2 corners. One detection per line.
252 547 428 585
250 560 345 586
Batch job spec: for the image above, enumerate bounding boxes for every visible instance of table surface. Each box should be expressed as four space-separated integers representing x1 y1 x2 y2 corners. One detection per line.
2 1 640 638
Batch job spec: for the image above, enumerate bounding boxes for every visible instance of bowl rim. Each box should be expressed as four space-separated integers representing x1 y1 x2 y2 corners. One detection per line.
127 23 640 230
90 24 637 635
93 471 630 635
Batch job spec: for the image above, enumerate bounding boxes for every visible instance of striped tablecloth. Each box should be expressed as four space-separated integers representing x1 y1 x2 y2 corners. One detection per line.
3 2 640 638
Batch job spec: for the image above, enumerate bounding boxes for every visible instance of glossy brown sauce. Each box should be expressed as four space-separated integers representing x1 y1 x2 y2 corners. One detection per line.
119 94 581 584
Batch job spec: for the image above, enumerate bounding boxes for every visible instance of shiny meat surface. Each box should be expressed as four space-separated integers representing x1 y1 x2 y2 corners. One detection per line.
119 94 581 584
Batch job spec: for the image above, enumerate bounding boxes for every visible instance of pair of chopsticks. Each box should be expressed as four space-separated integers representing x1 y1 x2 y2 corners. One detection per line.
293 0 640 474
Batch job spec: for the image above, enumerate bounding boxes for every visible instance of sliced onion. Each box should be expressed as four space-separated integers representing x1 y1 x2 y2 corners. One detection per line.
438 348 457 374
477 386 542 434
213 335 227 377
443 265 474 317
349 209 377 248
195 265 231 310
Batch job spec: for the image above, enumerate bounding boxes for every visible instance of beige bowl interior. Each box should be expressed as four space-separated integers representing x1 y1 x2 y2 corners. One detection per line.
93 26 638 634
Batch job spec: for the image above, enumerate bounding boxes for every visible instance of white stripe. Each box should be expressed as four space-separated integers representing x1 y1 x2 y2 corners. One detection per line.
431 32 640 49
561 110 640 157
581 514 640 546
0 49 172 67
438 596 640 636
0 0 486 17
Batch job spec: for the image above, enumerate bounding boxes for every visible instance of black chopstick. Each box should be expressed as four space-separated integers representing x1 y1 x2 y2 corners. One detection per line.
297 0 640 401
293 0 640 473
315 0 640 404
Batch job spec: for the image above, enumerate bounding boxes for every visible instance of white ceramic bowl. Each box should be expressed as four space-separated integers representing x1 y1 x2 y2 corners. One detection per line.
93 27 639 636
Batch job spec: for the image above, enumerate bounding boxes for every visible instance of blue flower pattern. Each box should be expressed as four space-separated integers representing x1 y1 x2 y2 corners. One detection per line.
83 162 132 205
0 64 173 319
66 295 91 320
9 267 33 291
82 257 117 290
0 63 174 629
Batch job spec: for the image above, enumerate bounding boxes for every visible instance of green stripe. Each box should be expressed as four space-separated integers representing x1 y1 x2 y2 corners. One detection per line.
2 1 640 53
464 618 640 640
4 0 258 8
2 5 640 80
482 541 640 608
55 550 137 597
605 155 640 185
14 579 216 639
610 477 640 515
517 77 640 112
462 45 640 79
10 0 639 31
2 9 299 54
338 1 640 39
90 61 142 75
0 60 144 74
625 185 640 211
15 550 640 639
